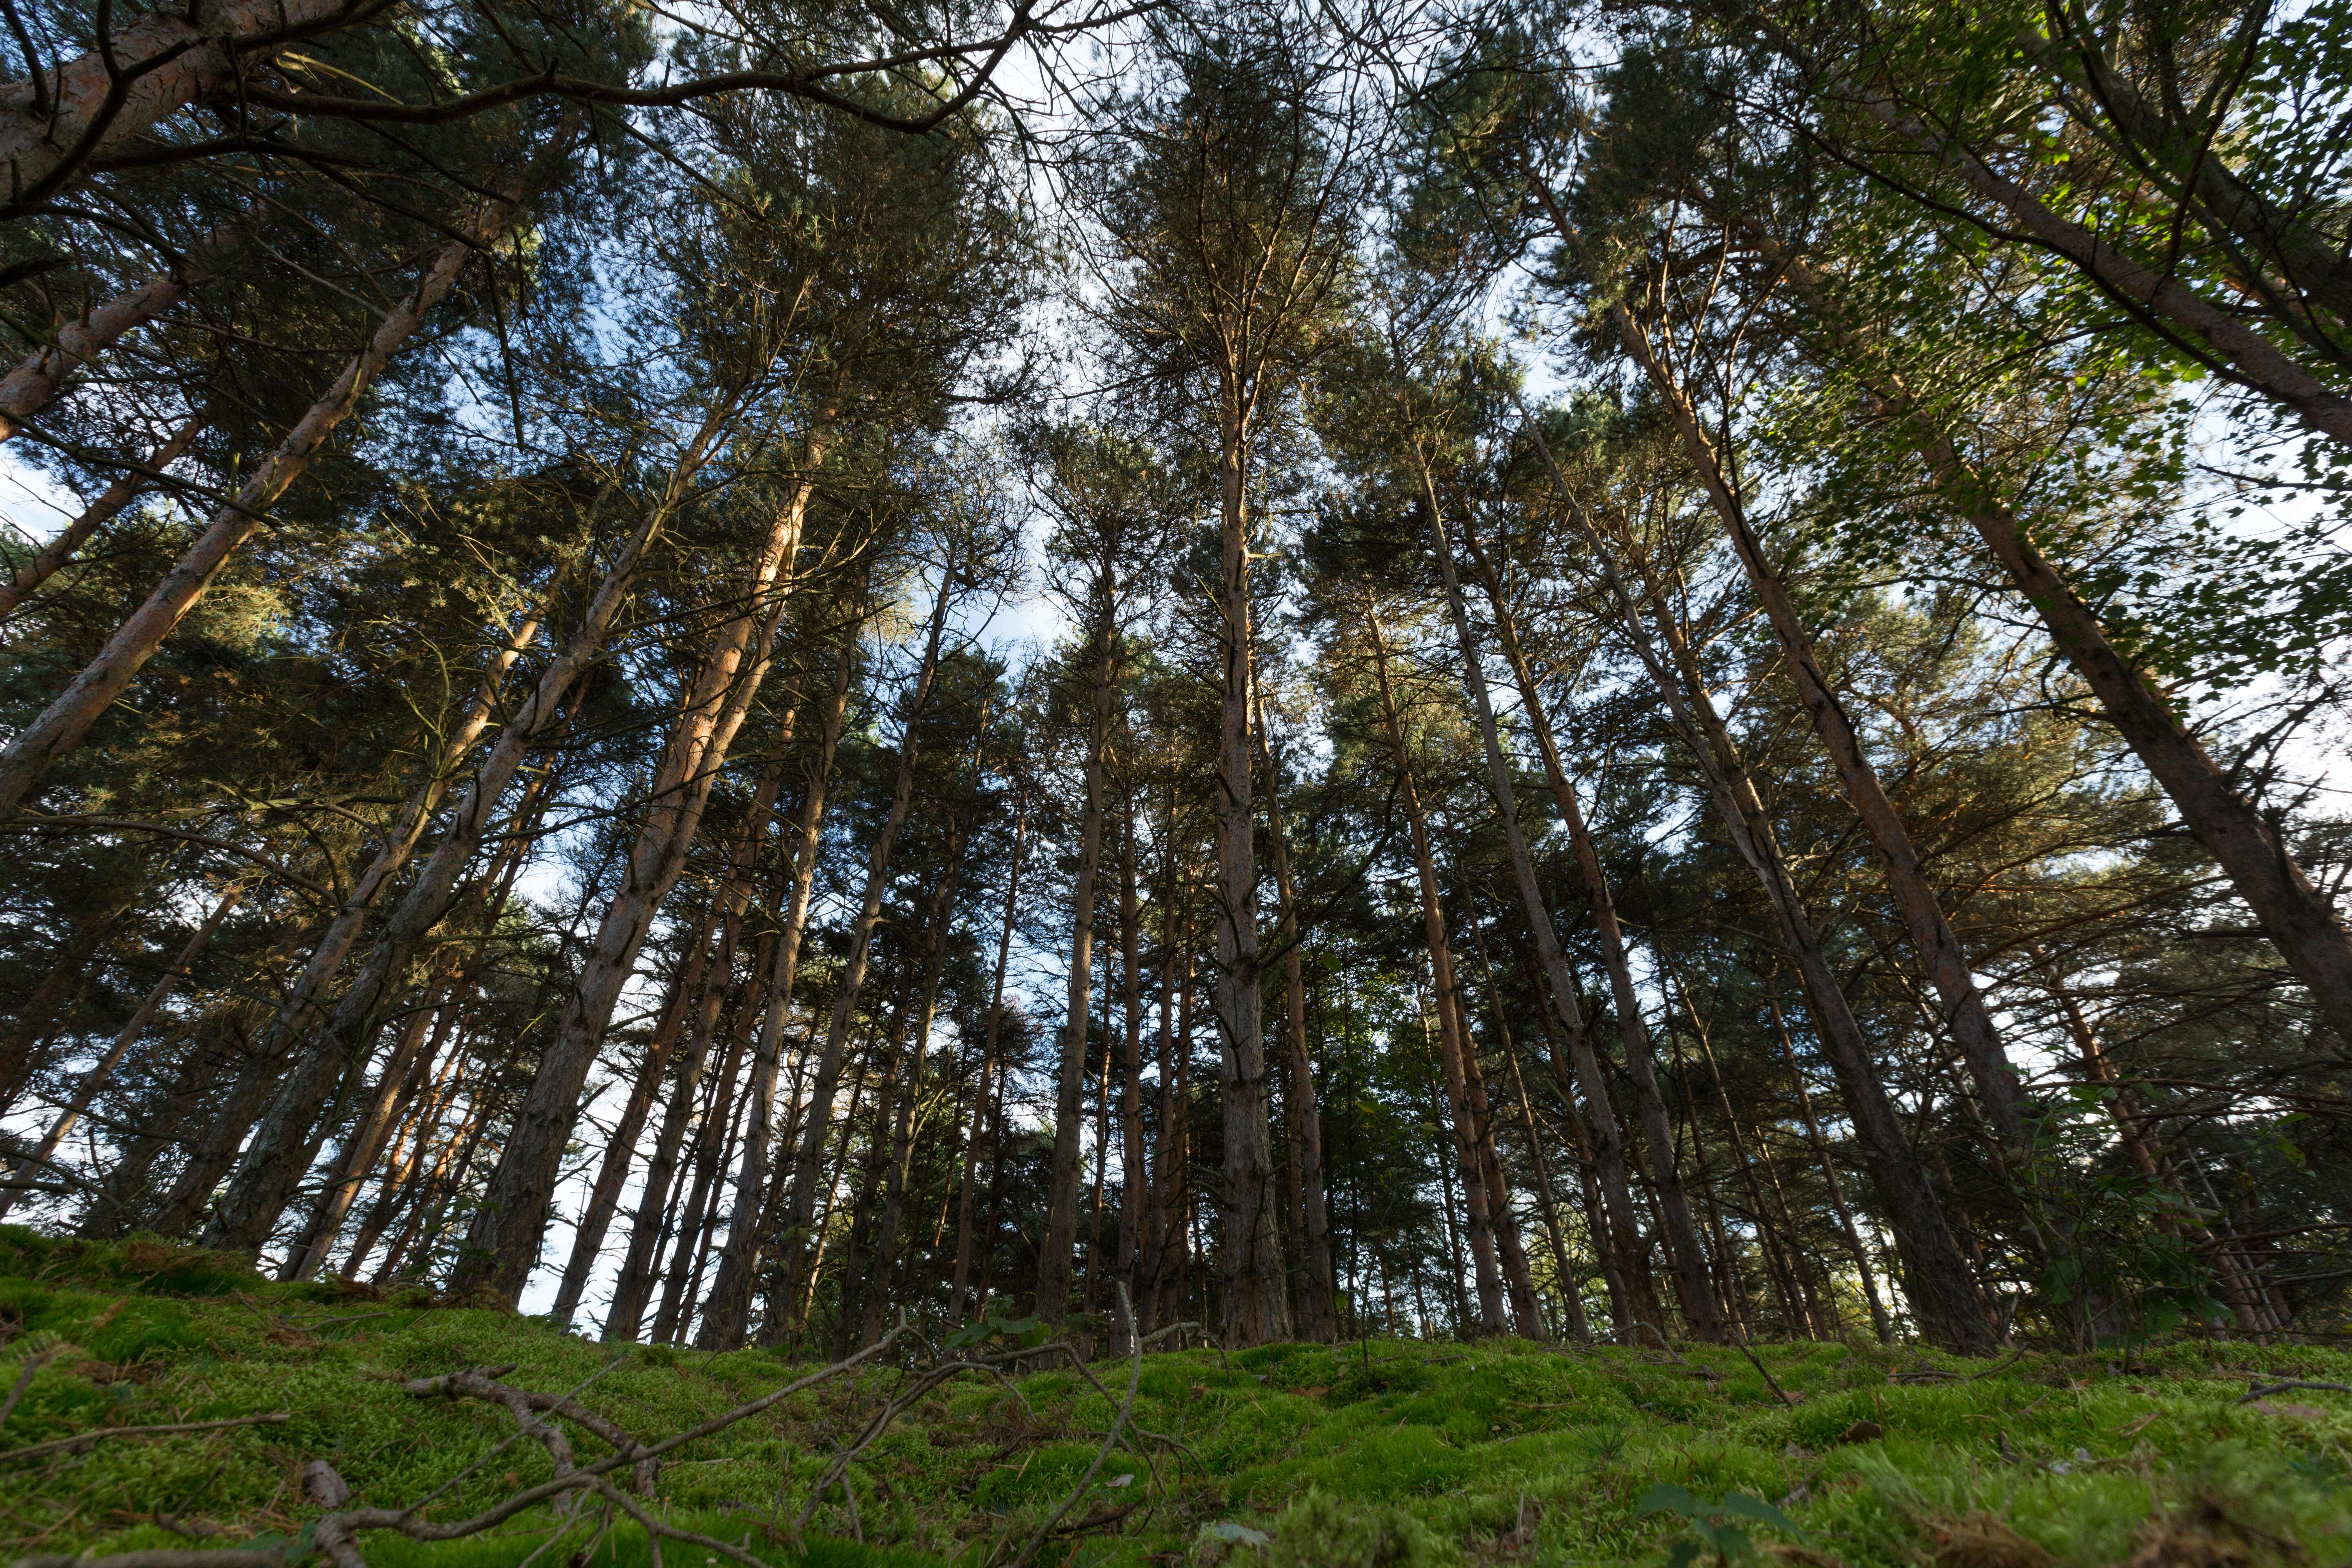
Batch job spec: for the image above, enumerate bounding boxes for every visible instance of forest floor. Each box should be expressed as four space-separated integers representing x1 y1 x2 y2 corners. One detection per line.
2 1231 2349 1568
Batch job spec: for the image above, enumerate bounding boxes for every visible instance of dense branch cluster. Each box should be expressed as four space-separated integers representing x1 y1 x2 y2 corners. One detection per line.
1 0 2349 1375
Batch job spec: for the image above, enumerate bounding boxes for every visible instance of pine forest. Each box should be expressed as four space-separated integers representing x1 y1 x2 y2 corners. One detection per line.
2 2 2352 1564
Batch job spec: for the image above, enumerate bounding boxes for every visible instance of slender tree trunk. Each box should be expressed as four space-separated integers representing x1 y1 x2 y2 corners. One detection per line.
0 223 250 439
1605 304 2029 1155
1114 781 1149 1349
1367 609 1507 1335
1441 939 1547 1340
546 889 727 1325
696 628 857 1343
0 880 243 1219
1466 916 1590 1343
1422 484 1704 1341
652 1010 757 1344
0 414 203 626
856 787 976 1348
1151 895 1195 1330
1765 976 1893 1343
454 458 822 1302
1518 412 1995 1354
1203 370 1288 1345
949 797 1027 1325
1256 694 1334 1343
0 136 573 814
196 498 645 1256
1041 578 1120 1325
1664 953 1809 1338
763 570 953 1339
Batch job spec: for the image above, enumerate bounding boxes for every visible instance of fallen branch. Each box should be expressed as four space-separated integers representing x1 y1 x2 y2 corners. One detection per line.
1002 1283 1144 1568
2238 1378 2352 1404
405 1364 657 1494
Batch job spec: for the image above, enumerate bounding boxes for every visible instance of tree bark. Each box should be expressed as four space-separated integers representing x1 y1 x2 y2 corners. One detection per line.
762 568 953 1339
452 459 818 1302
548 755 783 1323
1365 607 1508 1334
1758 234 2352 1053
0 0 359 210
1114 775 1153 1348
0 225 248 440
0 134 572 815
0 414 203 625
1256 693 1334 1342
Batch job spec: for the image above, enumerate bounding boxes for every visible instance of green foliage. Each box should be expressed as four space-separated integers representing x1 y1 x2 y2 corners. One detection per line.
1635 1484 1808 1568
1266 1487 1461 1568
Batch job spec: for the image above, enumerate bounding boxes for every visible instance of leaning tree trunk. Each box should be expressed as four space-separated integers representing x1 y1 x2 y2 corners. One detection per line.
546 756 784 1323
1755 230 2352 1056
1039 574 1119 1326
0 880 244 1220
451 461 819 1303
1417 471 1706 1341
0 414 204 626
0 0 356 212
0 126 575 816
194 486 657 1258
1257 695 1335 1342
1608 301 2029 1156
1519 410 1995 1354
1366 608 1508 1335
0 225 248 440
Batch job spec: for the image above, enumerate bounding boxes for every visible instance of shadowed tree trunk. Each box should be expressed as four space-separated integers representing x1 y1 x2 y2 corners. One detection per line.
1256 693 1334 1342
1365 606 1507 1335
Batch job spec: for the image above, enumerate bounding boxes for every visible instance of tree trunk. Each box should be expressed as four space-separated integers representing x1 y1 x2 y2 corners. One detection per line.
1518 411 1996 1355
1366 608 1508 1335
1441 936 1547 1340
0 880 243 1219
1764 234 2352 1053
1040 576 1120 1325
0 414 203 626
697 627 858 1343
1765 976 1893 1343
1606 304 2029 1156
0 134 572 815
453 461 819 1303
196 510 636 1257
0 0 356 211
1423 482 1704 1341
0 224 249 439
763 570 953 1339
855 782 977 1348
1256 693 1334 1342
1115 779 1151 1349
949 795 1028 1324
1210 377 1287 1348
1465 916 1590 1343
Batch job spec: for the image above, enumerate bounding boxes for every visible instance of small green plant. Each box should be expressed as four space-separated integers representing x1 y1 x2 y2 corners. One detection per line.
944 1310 1047 1350
1635 1484 1810 1568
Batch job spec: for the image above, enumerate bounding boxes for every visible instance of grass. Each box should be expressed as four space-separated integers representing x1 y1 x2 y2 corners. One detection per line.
1 1227 2348 1567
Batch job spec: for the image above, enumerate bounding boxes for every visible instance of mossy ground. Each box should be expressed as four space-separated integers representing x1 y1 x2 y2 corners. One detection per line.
2 1229 2348 1568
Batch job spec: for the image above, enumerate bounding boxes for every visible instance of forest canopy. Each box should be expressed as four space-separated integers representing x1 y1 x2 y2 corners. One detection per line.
3 0 2352 1382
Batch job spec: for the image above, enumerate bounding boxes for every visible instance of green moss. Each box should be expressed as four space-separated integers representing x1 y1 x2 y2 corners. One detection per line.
1 1252 2348 1567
